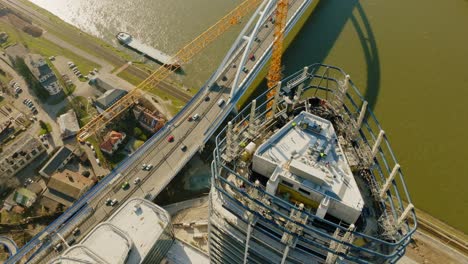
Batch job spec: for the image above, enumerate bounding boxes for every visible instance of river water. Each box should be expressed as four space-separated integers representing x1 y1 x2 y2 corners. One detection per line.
29 0 468 232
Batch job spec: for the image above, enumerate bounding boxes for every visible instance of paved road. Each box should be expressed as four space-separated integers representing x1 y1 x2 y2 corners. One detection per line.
0 57 63 147
8 0 312 262
0 236 17 257
3 0 192 103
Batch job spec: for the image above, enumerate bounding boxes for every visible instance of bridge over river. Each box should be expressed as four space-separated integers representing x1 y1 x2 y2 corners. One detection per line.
6 0 319 262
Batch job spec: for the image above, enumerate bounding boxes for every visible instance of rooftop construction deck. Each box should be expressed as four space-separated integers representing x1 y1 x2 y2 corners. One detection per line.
209 64 417 264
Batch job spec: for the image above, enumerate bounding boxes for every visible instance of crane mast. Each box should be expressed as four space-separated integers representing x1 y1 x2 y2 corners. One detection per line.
267 0 289 107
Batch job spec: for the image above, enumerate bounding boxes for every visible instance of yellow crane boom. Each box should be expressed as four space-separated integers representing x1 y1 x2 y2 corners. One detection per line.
77 0 262 142
267 0 289 106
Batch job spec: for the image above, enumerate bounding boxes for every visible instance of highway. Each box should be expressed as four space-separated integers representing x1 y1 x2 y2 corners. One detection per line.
6 0 317 262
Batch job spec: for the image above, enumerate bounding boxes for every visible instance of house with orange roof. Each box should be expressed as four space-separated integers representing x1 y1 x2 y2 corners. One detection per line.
99 131 126 155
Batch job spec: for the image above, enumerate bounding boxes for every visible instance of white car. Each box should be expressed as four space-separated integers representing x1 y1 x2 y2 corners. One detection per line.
134 177 141 185
110 198 118 206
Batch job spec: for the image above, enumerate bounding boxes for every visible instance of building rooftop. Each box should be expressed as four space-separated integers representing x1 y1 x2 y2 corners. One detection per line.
47 169 94 200
107 198 170 263
252 111 364 223
79 223 133 263
50 198 171 264
39 146 73 177
95 89 127 109
99 131 125 153
57 110 80 138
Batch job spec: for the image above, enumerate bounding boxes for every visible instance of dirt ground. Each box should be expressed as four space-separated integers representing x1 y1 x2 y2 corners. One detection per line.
171 200 209 253
406 232 468 264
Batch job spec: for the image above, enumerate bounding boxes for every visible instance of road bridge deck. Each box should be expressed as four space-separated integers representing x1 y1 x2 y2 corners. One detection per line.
6 0 317 262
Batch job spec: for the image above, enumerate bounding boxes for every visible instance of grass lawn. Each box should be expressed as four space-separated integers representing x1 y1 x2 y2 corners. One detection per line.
0 210 23 224
0 20 99 75
117 68 144 86
0 68 12 85
17 0 134 66
117 68 186 116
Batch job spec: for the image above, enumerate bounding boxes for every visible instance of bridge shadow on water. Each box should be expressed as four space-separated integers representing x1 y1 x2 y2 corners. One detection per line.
156 0 382 204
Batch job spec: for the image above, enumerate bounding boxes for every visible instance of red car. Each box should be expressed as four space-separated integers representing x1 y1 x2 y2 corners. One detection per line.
167 135 175 142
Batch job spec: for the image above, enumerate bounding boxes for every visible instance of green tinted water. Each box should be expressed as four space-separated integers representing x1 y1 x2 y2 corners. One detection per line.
29 0 468 232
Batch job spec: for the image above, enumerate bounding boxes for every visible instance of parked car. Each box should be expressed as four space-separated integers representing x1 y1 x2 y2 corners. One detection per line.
110 198 118 206
192 114 200 121
134 177 141 185
217 99 225 107
180 145 187 152
167 135 174 142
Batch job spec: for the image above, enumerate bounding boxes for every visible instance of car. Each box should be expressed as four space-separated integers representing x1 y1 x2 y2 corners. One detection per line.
167 135 174 142
187 116 193 122
23 99 28 104
105 198 112 206
90 145 94 150
86 141 91 146
192 114 200 121
249 54 255 61
134 177 141 185
142 163 147 170
217 99 225 107
121 181 130 190
146 164 154 171
110 198 118 206
72 228 80 236
67 238 76 246
180 145 187 152
204 96 210 102
242 67 249 73
53 243 63 253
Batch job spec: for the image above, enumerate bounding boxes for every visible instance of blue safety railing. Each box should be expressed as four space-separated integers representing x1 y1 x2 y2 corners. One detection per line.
212 63 417 263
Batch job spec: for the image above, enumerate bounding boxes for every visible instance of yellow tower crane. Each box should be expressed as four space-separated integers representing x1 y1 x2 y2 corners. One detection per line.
77 0 262 142
266 0 289 107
